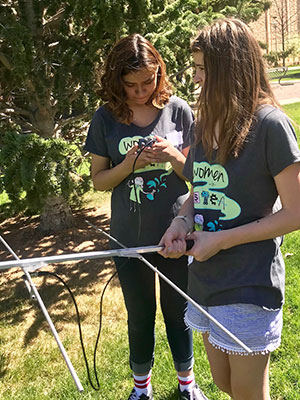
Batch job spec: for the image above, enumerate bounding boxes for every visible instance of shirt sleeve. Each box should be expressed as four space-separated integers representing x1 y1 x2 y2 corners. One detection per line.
83 109 109 157
264 109 300 177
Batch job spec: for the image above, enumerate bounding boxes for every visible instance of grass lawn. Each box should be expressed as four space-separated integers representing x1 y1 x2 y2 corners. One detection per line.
282 67 300 81
0 105 300 399
282 102 300 124
282 102 300 139
1 201 299 400
269 66 300 82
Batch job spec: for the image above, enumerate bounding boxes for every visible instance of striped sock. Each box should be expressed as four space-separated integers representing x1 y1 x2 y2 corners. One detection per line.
133 371 152 396
178 372 195 393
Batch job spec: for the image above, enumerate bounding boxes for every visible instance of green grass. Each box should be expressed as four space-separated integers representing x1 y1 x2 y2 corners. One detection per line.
282 67 300 81
270 67 300 82
0 214 299 399
282 102 300 125
271 232 300 399
282 102 300 138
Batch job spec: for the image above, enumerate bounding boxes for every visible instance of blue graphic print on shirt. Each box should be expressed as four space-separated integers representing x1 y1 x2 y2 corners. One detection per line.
193 161 241 230
121 135 174 211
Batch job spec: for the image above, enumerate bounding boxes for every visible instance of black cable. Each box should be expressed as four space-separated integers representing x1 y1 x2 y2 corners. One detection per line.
37 270 117 391
24 141 154 391
131 138 155 244
33 143 153 390
132 146 144 243
36 253 132 391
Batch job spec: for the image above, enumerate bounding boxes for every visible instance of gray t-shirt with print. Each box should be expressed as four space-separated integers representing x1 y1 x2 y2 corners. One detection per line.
183 106 300 310
84 95 193 247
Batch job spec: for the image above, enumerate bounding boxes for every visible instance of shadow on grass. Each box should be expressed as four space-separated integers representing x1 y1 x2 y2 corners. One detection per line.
0 207 121 348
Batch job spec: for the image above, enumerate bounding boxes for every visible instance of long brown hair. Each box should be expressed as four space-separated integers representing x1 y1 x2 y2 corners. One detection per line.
191 18 280 164
99 34 172 124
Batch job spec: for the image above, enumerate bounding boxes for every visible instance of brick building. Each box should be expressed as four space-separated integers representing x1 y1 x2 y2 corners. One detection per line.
249 0 300 65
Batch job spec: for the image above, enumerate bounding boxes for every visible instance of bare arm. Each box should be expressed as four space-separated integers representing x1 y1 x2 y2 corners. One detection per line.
159 162 300 260
91 145 154 191
91 154 128 191
158 191 194 257
186 162 300 262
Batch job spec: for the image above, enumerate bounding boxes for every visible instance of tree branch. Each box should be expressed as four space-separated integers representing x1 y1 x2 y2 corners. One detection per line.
56 112 90 131
0 52 13 71
24 0 37 37
67 87 83 103
170 64 192 80
43 8 66 32
24 79 43 110
0 113 39 134
0 106 33 119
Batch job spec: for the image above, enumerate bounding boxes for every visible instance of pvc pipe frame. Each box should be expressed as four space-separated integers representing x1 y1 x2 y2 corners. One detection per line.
0 235 84 393
0 245 164 270
85 221 252 354
0 221 252 393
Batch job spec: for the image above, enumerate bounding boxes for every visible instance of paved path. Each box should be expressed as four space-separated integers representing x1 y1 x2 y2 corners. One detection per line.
272 81 300 105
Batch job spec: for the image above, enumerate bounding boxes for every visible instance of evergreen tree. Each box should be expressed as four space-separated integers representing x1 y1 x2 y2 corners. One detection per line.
0 0 267 231
0 0 141 230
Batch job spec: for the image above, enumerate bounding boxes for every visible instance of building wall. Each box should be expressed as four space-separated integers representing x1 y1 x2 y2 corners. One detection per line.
249 0 300 65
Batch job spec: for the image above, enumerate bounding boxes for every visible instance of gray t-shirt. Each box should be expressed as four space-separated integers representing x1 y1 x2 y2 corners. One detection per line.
183 106 300 310
84 95 193 247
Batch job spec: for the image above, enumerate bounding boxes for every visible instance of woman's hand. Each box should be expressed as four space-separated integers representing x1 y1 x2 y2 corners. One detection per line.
146 135 177 163
123 144 152 171
158 219 189 258
186 230 225 262
123 136 179 171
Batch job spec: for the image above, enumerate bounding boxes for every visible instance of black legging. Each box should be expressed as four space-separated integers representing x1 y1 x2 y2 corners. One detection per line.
114 253 194 374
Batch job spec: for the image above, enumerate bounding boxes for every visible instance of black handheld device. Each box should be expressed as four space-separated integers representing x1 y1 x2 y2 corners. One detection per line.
138 136 157 150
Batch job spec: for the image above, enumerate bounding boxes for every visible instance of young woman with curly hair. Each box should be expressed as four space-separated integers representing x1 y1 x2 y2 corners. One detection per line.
84 34 208 400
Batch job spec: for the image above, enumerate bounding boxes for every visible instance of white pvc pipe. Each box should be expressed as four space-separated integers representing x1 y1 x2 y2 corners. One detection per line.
85 222 252 354
0 245 163 270
0 226 252 354
139 254 252 353
0 236 84 392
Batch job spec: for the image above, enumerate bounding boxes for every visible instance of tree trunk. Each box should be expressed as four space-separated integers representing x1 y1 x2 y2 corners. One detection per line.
40 195 75 232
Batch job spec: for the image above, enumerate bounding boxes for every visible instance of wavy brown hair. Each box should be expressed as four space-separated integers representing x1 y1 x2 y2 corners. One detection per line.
191 18 280 164
99 34 172 124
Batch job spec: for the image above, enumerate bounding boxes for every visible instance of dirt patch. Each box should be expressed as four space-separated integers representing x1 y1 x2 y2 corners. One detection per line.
0 204 111 261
